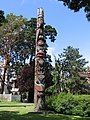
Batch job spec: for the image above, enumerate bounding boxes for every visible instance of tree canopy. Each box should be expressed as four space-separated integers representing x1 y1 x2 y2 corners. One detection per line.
58 0 90 21
48 46 89 94
0 12 57 94
0 13 57 64
0 10 5 26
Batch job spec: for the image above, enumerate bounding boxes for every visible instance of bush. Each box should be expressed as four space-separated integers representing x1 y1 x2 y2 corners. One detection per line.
46 93 90 117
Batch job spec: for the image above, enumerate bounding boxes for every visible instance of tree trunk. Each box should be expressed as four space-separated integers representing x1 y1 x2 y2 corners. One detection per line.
29 53 33 64
28 90 34 103
1 68 7 94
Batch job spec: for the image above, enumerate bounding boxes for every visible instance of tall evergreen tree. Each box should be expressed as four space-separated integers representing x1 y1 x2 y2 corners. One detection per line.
51 46 88 94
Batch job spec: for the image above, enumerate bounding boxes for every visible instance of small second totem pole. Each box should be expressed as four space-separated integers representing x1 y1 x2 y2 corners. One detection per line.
34 8 46 112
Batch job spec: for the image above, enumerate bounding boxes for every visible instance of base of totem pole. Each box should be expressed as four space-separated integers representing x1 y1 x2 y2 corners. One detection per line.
34 89 45 113
34 102 45 113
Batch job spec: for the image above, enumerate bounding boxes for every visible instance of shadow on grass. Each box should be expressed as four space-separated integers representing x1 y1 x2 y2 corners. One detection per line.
0 111 90 120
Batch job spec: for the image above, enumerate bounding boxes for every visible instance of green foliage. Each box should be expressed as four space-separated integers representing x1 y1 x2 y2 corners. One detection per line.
72 95 90 116
46 93 90 117
17 60 53 94
0 13 26 60
0 13 57 68
0 101 90 119
44 25 57 42
0 10 5 26
0 12 57 94
50 46 89 94
58 0 90 21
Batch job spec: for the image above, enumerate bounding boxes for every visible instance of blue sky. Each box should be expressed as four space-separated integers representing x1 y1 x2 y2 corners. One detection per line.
0 0 90 66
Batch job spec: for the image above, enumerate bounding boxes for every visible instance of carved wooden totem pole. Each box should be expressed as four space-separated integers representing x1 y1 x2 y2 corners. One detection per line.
34 8 46 112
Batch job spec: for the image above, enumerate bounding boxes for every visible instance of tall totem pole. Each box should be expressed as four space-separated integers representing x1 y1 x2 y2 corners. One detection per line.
34 8 46 112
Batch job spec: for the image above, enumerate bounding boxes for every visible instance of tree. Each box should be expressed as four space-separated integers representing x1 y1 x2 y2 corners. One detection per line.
0 12 57 95
16 18 57 64
17 62 34 102
15 16 57 102
0 13 26 93
58 0 90 21
17 57 53 102
0 14 57 64
0 10 5 26
51 46 88 94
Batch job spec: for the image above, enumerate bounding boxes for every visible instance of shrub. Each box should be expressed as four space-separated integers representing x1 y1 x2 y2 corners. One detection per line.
46 93 90 117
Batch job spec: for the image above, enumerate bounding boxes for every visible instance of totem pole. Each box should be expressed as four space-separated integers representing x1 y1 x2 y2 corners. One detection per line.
34 8 46 112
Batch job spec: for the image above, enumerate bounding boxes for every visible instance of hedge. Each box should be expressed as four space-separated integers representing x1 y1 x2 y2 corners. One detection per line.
46 93 90 117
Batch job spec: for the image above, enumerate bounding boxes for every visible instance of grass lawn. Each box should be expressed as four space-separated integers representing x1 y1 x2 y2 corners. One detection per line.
0 101 90 120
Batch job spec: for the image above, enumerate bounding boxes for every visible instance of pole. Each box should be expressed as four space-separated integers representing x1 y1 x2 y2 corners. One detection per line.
34 8 46 112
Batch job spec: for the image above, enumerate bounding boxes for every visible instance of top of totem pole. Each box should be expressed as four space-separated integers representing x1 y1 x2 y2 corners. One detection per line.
37 8 44 17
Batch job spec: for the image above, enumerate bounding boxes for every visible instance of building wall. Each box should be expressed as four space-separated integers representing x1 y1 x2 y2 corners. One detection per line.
0 94 20 101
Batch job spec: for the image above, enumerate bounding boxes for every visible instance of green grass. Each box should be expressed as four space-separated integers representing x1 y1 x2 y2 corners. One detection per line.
0 101 90 120
0 101 34 114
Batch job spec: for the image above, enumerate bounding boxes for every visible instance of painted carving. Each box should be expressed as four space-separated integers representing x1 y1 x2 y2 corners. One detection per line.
34 8 45 112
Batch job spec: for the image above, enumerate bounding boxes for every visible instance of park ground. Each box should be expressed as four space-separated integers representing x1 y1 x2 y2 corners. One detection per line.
0 101 90 120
